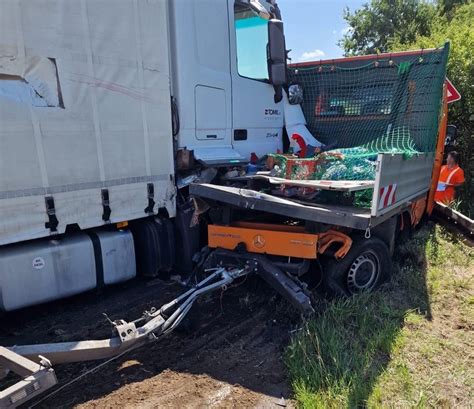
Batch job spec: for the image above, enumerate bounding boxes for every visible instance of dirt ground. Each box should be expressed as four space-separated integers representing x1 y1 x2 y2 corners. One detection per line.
0 276 297 408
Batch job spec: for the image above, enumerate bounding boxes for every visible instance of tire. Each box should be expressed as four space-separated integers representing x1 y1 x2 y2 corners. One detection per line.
321 236 392 297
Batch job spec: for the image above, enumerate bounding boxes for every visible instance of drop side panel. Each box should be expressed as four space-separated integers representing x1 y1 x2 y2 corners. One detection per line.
371 153 435 217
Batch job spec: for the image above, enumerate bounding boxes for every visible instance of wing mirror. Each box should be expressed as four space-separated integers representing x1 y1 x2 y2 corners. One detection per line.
267 19 287 102
288 84 304 105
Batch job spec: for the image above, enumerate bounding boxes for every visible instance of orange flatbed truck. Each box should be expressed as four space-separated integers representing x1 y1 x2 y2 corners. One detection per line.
190 86 449 304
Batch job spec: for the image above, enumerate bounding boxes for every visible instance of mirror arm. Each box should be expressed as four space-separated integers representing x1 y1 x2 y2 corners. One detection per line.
273 85 283 103
269 1 282 19
248 0 271 20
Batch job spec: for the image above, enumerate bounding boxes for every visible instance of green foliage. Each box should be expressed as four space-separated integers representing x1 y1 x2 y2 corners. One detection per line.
392 3 474 118
437 0 472 19
340 1 473 118
392 2 474 217
340 0 436 55
340 0 474 217
285 293 407 407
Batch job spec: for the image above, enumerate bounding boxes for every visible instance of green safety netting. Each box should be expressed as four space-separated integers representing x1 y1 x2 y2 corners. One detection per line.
269 45 450 207
288 44 449 163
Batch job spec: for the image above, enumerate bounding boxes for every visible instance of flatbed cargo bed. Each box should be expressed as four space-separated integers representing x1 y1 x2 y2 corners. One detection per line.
244 173 375 192
191 152 436 230
191 183 414 230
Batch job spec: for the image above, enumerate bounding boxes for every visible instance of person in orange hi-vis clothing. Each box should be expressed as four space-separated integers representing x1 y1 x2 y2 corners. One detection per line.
435 151 465 204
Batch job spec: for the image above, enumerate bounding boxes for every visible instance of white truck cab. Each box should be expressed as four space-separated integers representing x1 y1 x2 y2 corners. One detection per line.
170 0 290 164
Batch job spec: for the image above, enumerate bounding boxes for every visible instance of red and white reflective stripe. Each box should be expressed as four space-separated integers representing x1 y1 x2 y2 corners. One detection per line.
446 167 459 184
378 184 397 210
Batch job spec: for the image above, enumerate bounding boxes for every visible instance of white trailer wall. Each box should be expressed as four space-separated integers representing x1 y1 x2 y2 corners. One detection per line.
0 0 175 246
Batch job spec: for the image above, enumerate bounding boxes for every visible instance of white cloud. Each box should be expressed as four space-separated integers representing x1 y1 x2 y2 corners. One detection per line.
296 49 326 62
332 29 337 35
340 26 353 36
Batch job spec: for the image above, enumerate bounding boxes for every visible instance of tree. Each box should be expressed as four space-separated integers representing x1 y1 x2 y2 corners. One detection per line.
392 3 473 119
392 3 474 216
340 0 436 56
339 1 473 216
437 0 471 19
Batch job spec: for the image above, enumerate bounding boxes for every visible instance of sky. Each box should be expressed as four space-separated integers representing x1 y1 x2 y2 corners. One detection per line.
277 0 366 62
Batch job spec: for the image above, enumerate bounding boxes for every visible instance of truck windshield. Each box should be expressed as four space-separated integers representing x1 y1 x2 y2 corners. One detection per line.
235 11 269 81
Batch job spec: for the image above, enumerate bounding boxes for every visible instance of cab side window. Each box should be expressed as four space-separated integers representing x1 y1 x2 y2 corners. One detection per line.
234 8 269 81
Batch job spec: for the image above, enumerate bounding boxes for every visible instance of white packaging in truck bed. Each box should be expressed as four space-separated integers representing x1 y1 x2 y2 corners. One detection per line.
0 0 175 246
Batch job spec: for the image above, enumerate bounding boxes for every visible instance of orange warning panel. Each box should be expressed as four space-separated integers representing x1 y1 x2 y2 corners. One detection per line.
208 224 318 259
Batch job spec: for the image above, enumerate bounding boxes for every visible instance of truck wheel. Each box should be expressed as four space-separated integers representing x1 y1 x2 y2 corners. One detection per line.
321 237 391 297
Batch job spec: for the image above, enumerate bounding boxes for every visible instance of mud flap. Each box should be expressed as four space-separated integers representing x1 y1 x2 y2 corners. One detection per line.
175 197 201 275
129 218 175 277
204 249 314 315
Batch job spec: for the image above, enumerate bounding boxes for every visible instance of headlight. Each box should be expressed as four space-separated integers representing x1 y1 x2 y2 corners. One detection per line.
288 84 304 105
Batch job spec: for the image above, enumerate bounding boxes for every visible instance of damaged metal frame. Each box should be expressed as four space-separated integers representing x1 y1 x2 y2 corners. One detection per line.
190 152 434 231
204 248 314 315
1 249 320 407
1 267 248 407
0 347 57 408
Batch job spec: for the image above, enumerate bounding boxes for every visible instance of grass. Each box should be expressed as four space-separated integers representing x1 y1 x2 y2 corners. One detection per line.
446 198 464 214
285 223 473 408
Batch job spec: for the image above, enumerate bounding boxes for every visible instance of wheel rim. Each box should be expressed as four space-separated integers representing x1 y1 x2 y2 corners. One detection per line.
346 250 380 294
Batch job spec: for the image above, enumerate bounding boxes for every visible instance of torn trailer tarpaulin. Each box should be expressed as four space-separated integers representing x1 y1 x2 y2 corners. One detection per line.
0 55 60 107
0 0 175 247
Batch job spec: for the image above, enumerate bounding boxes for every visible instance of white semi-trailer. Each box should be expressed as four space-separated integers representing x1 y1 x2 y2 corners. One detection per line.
0 0 311 311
